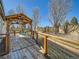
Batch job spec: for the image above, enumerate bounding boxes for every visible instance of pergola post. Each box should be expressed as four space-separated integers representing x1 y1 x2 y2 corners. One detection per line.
4 20 10 54
31 23 32 35
30 22 34 39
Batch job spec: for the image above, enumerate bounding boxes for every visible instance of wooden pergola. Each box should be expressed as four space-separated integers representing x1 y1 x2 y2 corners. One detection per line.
4 13 33 54
5 13 32 34
5 13 32 24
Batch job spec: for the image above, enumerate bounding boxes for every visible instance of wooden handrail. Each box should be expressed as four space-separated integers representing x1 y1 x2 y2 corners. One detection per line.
35 31 48 55
36 31 79 56
0 33 9 56
0 34 7 35
37 31 79 45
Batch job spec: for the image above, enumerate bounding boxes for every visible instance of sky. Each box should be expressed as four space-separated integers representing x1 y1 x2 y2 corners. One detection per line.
2 0 79 27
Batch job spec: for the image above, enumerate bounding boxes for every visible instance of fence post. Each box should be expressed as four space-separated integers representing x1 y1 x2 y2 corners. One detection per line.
44 35 48 55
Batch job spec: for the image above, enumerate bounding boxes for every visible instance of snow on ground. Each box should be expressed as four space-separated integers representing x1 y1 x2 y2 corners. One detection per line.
16 34 26 37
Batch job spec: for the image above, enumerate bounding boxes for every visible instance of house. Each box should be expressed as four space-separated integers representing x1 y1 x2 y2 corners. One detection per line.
0 0 5 18
0 0 7 56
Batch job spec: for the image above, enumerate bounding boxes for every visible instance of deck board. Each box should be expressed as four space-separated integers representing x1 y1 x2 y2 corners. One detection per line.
0 35 46 59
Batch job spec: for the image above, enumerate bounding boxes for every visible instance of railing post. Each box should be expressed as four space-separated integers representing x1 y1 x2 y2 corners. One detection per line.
6 35 9 53
14 31 16 36
3 35 9 54
36 32 38 44
44 35 48 55
32 31 34 39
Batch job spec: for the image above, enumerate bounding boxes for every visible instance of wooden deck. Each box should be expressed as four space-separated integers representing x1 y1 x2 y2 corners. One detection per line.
0 35 46 59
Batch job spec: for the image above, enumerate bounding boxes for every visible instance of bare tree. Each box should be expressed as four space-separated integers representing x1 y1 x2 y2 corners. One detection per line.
16 4 25 14
32 8 40 31
8 9 16 15
48 0 72 34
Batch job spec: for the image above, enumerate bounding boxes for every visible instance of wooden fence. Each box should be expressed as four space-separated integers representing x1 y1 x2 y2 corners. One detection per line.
33 31 79 56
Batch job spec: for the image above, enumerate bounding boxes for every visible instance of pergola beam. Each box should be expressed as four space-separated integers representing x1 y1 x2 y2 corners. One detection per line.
5 13 32 24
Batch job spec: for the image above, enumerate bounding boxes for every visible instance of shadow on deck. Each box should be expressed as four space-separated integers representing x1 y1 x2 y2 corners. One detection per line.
0 35 46 59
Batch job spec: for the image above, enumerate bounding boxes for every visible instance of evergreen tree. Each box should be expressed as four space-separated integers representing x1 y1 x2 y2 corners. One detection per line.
71 17 78 25
63 20 69 34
